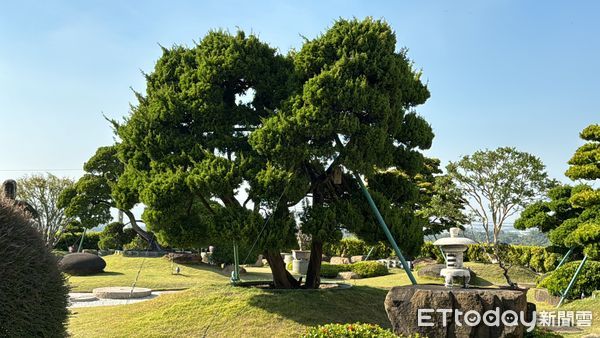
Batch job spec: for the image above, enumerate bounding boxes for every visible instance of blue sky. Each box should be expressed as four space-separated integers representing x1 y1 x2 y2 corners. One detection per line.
0 0 598 186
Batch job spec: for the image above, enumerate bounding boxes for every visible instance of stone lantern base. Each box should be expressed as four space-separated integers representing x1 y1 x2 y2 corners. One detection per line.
384 285 536 338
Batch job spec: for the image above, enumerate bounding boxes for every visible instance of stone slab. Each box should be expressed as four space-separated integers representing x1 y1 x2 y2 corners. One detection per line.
93 287 153 299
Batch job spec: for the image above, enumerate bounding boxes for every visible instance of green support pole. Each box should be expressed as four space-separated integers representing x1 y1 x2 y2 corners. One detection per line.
231 241 240 284
355 173 417 285
557 255 588 308
555 247 574 270
365 246 375 261
77 228 87 253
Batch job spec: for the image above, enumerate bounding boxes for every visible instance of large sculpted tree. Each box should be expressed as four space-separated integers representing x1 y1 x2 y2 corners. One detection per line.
116 30 301 287
251 18 435 287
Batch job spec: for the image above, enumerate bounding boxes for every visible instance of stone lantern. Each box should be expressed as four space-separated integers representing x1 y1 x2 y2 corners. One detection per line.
433 227 475 287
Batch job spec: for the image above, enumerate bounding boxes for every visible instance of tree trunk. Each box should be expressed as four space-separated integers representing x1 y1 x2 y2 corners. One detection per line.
264 250 300 289
304 239 323 289
123 210 162 251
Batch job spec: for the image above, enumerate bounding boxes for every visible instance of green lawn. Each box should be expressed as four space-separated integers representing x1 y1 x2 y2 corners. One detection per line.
67 255 598 338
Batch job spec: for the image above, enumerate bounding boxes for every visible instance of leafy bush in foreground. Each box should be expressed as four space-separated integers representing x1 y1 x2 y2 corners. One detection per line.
0 198 69 337
350 261 389 278
302 323 402 338
538 260 600 299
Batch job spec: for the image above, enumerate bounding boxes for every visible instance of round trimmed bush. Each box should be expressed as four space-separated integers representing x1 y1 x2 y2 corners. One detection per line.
538 260 600 299
302 323 404 337
59 252 106 276
350 261 389 278
0 198 69 337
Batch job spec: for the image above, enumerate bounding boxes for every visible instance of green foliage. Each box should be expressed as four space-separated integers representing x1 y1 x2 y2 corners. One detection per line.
323 238 392 260
447 147 555 244
539 260 600 299
54 231 101 251
302 323 402 338
418 241 444 263
250 17 433 260
350 261 389 278
419 242 563 273
98 222 136 250
0 199 69 337
320 263 352 278
123 235 150 251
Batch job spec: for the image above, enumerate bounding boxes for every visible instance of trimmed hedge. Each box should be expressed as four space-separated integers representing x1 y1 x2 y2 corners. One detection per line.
0 199 69 337
320 263 351 278
55 231 101 251
302 323 412 337
323 238 393 260
320 262 388 278
351 261 389 278
419 242 564 273
98 222 136 250
538 260 600 299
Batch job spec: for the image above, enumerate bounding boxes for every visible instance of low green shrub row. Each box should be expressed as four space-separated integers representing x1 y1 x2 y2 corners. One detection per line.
538 260 600 299
54 232 101 251
323 238 393 260
320 261 388 278
302 323 417 338
419 242 564 273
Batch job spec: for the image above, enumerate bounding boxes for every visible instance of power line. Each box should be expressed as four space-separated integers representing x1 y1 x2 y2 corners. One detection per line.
0 169 83 172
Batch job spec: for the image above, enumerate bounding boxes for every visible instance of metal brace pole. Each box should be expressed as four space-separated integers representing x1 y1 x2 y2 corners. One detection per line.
231 241 240 284
77 228 87 253
555 247 574 270
557 255 588 308
355 173 417 285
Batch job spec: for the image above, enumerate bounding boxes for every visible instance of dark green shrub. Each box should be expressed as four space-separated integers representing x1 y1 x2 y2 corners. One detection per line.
418 242 444 263
323 238 392 260
0 198 69 337
538 260 600 299
302 323 407 337
350 261 389 278
55 231 101 251
320 263 351 278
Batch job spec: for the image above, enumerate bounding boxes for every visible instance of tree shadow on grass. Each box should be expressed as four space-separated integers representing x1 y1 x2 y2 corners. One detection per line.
98 271 124 276
247 285 391 328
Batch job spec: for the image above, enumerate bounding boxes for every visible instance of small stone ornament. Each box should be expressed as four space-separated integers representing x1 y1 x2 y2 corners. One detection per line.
433 227 476 288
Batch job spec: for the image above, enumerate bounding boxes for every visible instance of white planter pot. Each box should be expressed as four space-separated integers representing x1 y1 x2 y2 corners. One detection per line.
292 259 309 275
292 250 311 261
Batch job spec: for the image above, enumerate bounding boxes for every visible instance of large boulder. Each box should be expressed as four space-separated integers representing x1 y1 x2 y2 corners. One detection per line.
165 252 201 264
59 253 106 276
350 255 365 263
385 285 536 338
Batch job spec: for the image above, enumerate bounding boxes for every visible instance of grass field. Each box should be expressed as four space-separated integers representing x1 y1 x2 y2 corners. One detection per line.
67 255 598 337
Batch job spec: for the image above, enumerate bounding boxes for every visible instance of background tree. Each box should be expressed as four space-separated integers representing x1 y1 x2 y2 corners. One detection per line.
58 145 160 250
447 147 555 287
447 147 555 245
16 173 74 248
251 18 434 288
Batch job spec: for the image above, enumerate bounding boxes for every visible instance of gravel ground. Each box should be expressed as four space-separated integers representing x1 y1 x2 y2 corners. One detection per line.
69 291 179 308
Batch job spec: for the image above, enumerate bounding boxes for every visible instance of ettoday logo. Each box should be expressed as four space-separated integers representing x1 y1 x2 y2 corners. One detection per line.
418 308 537 332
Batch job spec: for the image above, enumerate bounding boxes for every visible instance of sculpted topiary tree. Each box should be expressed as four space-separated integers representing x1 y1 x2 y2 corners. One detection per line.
251 18 435 288
564 124 600 259
58 145 160 250
115 30 301 287
516 124 600 260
